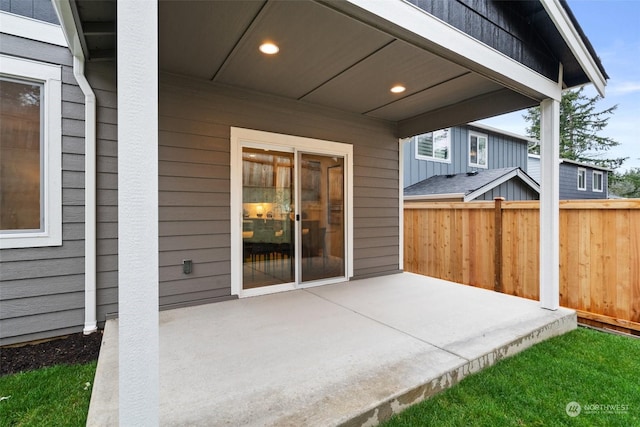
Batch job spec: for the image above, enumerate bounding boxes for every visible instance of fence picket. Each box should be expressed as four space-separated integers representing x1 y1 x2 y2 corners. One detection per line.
404 198 640 333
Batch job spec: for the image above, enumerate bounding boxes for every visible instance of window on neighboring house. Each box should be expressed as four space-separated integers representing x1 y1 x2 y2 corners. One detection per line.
0 55 62 248
468 132 488 168
577 168 586 191
593 171 603 192
415 128 451 163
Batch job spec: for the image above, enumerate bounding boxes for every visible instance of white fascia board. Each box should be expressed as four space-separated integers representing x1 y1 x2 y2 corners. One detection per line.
404 193 465 201
342 0 562 101
559 158 612 172
516 170 541 193
464 170 518 202
468 122 538 145
463 169 540 202
0 11 67 47
541 0 607 97
52 1 85 59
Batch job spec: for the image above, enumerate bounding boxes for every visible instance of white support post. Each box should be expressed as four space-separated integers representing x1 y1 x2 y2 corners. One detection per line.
398 139 404 271
539 98 560 310
117 1 159 425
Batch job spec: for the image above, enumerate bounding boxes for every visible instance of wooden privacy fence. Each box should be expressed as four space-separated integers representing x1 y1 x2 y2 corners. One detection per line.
404 199 640 334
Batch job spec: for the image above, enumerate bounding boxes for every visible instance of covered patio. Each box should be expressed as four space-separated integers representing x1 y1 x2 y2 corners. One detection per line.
87 273 575 426
48 0 606 424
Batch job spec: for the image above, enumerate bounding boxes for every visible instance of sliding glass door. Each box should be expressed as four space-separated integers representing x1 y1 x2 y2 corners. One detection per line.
299 153 344 283
242 148 295 289
232 127 352 297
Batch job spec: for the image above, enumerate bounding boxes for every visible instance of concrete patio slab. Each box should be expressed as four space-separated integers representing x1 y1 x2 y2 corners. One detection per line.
87 272 576 426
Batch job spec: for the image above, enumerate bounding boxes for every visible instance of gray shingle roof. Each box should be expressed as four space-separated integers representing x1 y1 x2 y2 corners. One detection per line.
404 167 525 197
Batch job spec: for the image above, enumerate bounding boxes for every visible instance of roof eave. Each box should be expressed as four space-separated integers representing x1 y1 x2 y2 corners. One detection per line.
404 193 465 201
52 0 85 59
541 0 607 96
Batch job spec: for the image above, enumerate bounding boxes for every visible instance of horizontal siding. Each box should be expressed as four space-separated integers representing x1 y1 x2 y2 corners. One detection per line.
85 62 119 326
5 63 400 337
0 36 86 345
157 74 399 309
559 163 607 200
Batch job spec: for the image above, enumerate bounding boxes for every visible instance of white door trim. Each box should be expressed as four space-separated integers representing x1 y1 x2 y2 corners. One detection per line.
230 127 353 297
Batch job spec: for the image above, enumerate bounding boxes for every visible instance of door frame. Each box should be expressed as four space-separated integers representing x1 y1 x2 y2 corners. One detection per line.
230 127 353 297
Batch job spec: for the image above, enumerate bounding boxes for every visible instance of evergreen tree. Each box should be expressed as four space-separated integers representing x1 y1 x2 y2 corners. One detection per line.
610 168 640 198
524 87 626 169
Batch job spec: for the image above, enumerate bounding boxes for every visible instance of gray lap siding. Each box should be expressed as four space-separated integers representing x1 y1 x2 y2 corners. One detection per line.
87 72 400 324
0 35 86 346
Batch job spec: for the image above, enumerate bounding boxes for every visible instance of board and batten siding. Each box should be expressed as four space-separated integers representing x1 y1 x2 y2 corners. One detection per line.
406 0 557 81
475 180 539 201
403 125 529 187
0 34 86 346
0 0 59 24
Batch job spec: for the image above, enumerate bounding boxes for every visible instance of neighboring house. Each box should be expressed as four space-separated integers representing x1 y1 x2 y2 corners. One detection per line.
0 0 607 357
528 154 610 199
403 123 539 201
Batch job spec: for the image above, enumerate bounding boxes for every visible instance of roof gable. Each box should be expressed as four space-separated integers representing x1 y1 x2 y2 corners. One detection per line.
404 167 540 201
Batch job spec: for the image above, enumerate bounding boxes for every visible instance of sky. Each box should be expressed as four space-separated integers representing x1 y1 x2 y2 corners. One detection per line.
478 0 640 173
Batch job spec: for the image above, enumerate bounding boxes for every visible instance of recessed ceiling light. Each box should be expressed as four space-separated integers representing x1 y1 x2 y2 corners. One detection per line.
390 85 406 94
259 42 279 55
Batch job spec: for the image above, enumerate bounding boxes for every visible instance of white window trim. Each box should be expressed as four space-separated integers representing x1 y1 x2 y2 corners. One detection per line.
230 127 353 297
414 129 451 164
0 55 62 248
577 167 586 191
592 170 603 192
468 131 488 169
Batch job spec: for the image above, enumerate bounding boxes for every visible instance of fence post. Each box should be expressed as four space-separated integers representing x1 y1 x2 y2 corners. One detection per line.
494 197 505 293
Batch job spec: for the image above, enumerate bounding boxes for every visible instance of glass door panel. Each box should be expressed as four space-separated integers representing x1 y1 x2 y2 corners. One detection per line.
242 148 294 289
299 153 345 283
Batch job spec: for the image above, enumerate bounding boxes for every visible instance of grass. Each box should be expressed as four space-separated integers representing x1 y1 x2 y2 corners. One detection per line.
0 361 96 427
383 327 640 427
0 328 637 426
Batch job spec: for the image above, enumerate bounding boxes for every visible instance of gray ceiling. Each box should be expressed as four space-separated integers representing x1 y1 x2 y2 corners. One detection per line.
158 0 521 126
73 0 540 136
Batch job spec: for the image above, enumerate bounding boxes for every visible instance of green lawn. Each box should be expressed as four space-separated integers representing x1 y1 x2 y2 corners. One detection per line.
383 327 640 427
0 361 96 427
0 328 637 426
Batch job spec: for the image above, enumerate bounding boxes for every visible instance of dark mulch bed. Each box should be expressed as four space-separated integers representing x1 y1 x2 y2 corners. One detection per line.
1 331 103 377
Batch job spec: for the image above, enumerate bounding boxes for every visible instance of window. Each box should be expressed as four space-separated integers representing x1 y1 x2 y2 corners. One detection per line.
468 132 488 168
0 55 61 248
415 128 450 162
577 168 586 191
593 171 603 192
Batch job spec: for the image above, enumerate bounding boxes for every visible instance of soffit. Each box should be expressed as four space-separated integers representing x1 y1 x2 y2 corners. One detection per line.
158 0 527 127
69 0 541 136
72 0 116 61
